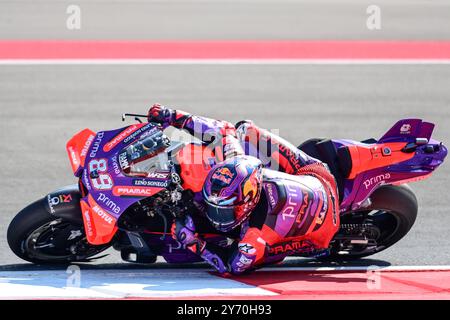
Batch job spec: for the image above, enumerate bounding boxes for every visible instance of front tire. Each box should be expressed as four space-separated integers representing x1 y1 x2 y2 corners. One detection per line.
7 199 110 264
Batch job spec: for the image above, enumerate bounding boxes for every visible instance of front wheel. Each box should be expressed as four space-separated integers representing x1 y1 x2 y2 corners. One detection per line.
324 184 418 261
7 199 110 264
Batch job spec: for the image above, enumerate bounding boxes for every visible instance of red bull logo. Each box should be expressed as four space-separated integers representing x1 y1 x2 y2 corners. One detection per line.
243 170 259 198
212 167 235 184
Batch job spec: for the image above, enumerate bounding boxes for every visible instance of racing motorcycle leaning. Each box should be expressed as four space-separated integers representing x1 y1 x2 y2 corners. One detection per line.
7 114 447 265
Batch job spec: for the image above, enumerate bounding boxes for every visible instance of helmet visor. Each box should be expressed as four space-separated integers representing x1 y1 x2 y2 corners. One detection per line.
205 203 238 231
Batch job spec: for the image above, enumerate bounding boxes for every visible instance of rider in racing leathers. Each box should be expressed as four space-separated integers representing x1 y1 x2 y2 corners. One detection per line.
148 104 340 274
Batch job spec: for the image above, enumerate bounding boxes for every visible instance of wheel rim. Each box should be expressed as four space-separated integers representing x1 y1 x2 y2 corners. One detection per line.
331 209 402 257
22 219 108 262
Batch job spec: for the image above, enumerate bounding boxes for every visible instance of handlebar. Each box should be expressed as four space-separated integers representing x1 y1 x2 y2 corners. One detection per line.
121 113 148 123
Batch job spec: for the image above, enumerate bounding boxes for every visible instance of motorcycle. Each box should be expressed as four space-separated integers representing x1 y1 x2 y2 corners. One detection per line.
7 114 447 265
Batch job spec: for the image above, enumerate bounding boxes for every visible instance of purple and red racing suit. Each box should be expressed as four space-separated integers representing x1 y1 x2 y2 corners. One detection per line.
150 105 340 274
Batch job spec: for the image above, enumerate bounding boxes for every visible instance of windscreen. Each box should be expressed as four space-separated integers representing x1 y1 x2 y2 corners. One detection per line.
118 129 171 176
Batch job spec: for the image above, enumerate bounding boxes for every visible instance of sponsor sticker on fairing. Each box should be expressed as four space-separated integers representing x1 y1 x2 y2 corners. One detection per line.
97 193 121 214
147 171 171 180
123 123 157 144
112 186 163 197
80 201 94 238
103 124 145 152
88 132 104 158
111 154 121 175
363 173 391 190
132 179 169 188
68 146 79 167
92 205 114 225
118 152 130 171
82 170 92 190
83 210 94 237
400 124 412 134
80 134 95 158
47 194 73 213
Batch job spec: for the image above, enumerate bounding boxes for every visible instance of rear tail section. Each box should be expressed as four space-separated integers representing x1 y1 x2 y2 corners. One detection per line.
379 119 435 143
337 118 447 211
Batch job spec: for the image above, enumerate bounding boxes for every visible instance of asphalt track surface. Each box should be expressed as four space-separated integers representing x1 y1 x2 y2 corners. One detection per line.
0 64 449 269
0 0 450 40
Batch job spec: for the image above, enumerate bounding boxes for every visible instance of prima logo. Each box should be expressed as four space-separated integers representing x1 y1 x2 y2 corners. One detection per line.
97 193 121 214
363 173 391 190
281 184 300 221
111 154 121 175
89 132 104 158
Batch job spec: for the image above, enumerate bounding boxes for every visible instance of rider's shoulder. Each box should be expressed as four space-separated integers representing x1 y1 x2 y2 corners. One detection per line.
235 120 257 138
235 119 254 129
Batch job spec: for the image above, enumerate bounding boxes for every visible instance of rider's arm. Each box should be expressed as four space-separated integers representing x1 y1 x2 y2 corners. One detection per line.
227 227 267 275
148 104 244 161
235 120 321 175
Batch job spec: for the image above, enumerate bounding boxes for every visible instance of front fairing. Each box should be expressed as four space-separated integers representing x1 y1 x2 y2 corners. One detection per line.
78 123 173 245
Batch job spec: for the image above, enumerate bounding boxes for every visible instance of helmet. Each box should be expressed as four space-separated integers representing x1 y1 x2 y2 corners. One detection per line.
202 155 263 232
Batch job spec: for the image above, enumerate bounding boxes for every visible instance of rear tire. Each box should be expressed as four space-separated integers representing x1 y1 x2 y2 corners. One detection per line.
324 184 418 261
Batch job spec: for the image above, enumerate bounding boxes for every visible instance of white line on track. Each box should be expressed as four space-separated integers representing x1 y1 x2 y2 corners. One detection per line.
1 59 450 65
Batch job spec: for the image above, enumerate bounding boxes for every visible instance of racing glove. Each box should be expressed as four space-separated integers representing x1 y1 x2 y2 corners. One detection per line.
147 104 176 128
171 215 206 255
171 216 229 273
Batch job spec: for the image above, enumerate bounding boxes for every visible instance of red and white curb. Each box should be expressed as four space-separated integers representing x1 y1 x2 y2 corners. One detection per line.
0 268 277 299
1 41 450 64
1 266 449 300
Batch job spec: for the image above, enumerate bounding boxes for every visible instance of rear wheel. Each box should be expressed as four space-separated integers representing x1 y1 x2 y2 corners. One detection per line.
7 199 110 264
324 184 418 261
